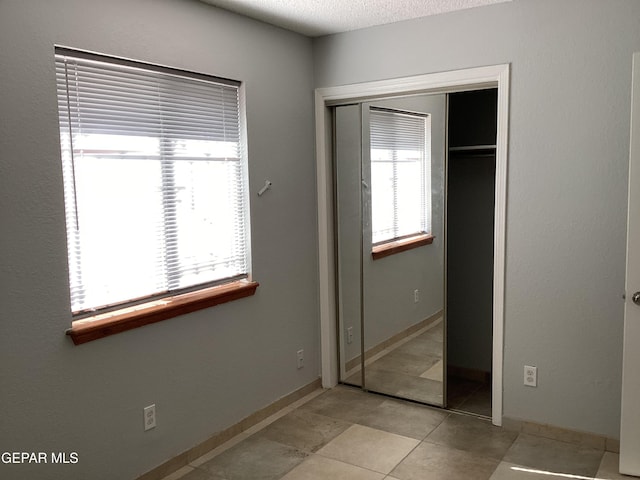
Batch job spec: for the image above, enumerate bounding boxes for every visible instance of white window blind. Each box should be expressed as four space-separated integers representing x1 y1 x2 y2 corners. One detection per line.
369 107 431 245
55 48 250 315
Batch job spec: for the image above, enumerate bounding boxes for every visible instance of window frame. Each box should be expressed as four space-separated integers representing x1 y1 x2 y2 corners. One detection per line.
55 47 257 344
368 107 433 259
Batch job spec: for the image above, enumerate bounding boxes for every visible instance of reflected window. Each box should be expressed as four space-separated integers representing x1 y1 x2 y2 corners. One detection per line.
369 108 431 245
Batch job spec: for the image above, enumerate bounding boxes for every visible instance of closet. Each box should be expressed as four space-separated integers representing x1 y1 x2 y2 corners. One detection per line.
446 88 497 416
332 88 498 416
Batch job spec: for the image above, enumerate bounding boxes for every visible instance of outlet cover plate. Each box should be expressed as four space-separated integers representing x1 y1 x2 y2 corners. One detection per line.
296 349 304 369
524 365 537 387
144 404 156 431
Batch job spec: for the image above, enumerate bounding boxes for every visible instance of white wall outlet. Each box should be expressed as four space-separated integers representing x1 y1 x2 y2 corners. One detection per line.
414 289 420 303
143 404 156 431
524 365 537 387
296 349 304 369
347 327 353 344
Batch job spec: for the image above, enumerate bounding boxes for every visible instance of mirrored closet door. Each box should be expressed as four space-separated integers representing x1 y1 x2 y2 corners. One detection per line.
334 94 447 407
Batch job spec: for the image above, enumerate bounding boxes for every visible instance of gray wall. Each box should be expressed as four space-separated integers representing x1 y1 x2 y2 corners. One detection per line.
0 1 317 479
314 0 639 438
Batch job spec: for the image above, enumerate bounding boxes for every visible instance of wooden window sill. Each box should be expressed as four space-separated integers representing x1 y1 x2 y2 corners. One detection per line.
372 233 434 260
66 280 259 345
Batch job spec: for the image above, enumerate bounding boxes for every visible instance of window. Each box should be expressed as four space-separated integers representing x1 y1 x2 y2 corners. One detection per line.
369 107 431 249
55 48 254 334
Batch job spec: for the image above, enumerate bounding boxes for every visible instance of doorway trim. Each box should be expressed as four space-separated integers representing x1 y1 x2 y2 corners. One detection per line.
620 51 640 475
314 64 510 426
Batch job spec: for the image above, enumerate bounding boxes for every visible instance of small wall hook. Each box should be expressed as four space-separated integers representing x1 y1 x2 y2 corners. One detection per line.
257 180 272 197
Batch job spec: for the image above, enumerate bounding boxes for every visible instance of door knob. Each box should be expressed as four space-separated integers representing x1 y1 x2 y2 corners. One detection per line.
633 292 640 305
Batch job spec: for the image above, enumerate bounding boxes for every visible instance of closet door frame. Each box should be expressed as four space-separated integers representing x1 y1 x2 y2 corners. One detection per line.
314 64 510 426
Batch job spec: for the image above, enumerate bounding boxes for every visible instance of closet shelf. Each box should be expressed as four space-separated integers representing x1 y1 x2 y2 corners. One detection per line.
449 145 496 157
449 145 496 152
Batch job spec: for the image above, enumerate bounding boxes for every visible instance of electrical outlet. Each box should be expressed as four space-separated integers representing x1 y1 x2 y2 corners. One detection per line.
347 327 353 344
524 365 537 387
296 349 304 369
143 404 156 431
414 289 420 303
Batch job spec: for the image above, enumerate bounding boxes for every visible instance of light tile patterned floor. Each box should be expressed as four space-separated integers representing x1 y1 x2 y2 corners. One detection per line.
161 386 627 480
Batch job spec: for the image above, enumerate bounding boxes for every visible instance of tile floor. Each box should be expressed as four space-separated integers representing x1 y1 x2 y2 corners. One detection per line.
161 386 629 480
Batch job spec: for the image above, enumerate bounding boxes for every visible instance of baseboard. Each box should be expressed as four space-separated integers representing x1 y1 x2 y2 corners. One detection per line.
136 377 323 480
345 310 443 372
502 416 620 453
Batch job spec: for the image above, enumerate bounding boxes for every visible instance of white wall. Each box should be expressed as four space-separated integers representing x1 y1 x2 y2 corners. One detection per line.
314 0 640 438
0 1 317 479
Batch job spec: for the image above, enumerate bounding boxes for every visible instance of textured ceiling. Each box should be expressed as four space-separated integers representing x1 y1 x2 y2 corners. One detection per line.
199 0 512 37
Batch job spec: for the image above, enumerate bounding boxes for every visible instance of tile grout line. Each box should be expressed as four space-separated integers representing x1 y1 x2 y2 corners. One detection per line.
385 435 426 478
287 453 399 480
313 449 403 477
391 409 494 477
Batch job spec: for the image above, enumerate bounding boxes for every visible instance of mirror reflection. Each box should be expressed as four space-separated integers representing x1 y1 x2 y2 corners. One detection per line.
335 94 446 407
335 89 497 416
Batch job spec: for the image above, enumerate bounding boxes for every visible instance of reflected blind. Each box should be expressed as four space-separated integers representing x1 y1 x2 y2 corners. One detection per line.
55 48 249 315
369 108 431 244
